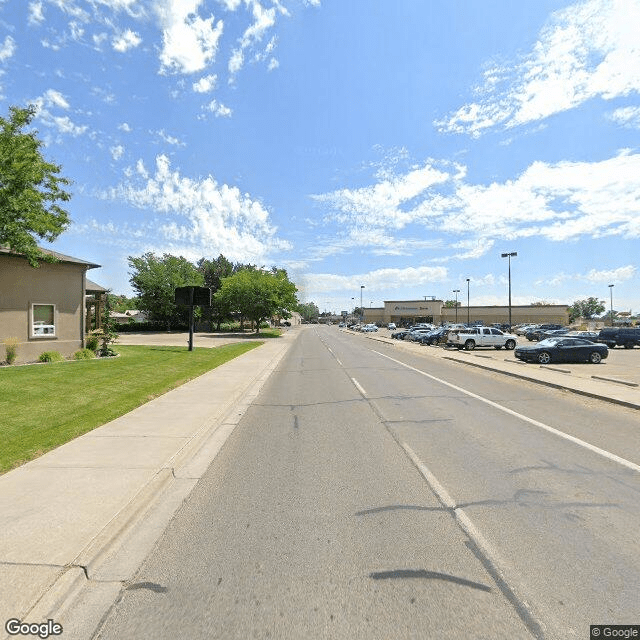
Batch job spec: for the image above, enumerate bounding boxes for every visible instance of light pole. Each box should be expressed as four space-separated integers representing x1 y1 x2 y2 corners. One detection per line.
501 252 517 329
360 285 365 325
609 284 614 326
453 289 460 323
466 278 470 325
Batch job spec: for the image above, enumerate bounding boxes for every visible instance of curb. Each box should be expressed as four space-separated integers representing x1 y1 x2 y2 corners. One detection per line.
342 329 640 411
10 336 294 640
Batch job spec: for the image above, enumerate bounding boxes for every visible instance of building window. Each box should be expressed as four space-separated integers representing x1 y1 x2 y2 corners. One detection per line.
32 304 56 337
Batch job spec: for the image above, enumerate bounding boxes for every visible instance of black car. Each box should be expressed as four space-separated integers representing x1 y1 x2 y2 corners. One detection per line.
391 329 410 339
515 337 608 364
418 327 449 345
597 327 640 349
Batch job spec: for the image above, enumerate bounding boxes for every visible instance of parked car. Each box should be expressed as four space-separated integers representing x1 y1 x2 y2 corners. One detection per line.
418 327 449 345
514 324 539 336
405 329 432 342
387 323 396 330
448 326 518 350
514 337 608 364
525 324 565 341
391 329 410 339
597 327 640 349
361 324 378 332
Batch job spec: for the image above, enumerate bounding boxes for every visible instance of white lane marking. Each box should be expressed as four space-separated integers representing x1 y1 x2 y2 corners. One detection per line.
336 358 343 366
351 378 366 396
401 442 546 639
372 350 640 475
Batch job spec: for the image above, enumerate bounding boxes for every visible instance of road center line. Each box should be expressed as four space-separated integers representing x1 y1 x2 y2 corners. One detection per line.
351 378 366 396
372 349 640 475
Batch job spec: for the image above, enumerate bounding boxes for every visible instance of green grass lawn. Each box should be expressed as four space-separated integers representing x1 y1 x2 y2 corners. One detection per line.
0 343 262 474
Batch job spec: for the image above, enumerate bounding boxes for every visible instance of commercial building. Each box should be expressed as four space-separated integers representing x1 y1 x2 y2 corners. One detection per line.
362 299 569 327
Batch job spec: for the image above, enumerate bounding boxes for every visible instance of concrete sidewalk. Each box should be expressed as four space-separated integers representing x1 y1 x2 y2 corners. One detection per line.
0 331 297 639
354 331 640 410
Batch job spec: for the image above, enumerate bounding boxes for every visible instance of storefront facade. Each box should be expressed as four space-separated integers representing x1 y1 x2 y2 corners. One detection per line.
362 300 569 327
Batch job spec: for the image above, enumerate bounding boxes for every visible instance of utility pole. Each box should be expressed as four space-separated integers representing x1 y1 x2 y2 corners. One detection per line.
453 289 460 323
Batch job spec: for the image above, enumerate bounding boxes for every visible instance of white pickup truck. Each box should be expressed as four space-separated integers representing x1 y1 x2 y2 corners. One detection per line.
447 326 517 350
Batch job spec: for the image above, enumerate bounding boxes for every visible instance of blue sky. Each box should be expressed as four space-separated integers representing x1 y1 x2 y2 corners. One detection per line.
2 0 639 314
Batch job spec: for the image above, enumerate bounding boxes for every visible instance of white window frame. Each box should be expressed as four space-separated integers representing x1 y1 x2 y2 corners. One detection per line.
31 303 57 338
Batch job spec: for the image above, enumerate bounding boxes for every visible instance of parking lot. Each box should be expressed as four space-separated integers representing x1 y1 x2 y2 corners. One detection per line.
351 326 640 387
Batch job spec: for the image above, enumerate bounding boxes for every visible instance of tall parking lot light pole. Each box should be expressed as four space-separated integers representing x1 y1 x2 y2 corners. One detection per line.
453 289 460 323
501 252 517 329
360 285 365 324
609 284 614 326
466 279 470 324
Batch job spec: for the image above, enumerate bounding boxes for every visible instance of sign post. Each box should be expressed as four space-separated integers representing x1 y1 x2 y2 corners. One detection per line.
174 286 212 351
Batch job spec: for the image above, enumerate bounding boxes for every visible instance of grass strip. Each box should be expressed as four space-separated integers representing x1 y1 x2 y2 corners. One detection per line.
0 343 262 474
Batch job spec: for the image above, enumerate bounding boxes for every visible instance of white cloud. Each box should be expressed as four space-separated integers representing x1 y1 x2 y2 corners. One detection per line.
228 0 278 80
192 73 217 92
267 58 279 71
119 122 132 132
108 154 289 262
112 29 142 52
157 129 184 145
110 144 124 160
304 265 449 293
204 99 232 117
155 0 224 74
437 0 640 136
0 36 16 62
42 88 70 109
608 105 640 128
312 150 640 260
583 265 636 282
28 2 45 25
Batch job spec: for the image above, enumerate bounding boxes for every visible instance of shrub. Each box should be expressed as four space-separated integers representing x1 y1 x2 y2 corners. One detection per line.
3 337 19 364
85 333 100 351
39 350 64 363
74 348 96 360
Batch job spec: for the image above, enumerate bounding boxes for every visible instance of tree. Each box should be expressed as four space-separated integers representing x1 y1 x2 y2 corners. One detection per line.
530 301 554 306
0 105 72 266
128 253 204 330
107 293 139 313
443 300 461 308
297 302 319 322
197 254 239 330
215 268 298 333
568 297 606 323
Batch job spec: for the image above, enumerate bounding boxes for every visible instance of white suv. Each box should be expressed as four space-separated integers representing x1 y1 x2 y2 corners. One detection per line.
388 323 396 330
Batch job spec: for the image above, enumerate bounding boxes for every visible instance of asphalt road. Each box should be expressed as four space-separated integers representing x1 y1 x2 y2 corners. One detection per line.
94 326 640 640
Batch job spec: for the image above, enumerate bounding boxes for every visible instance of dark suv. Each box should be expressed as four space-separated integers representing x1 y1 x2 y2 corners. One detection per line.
597 327 640 349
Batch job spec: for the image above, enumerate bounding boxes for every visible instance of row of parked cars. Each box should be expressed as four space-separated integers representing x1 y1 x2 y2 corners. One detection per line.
350 321 640 365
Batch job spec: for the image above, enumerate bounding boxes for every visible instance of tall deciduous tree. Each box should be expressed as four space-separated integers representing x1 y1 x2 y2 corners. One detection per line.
197 254 239 331
0 105 72 265
128 253 204 330
215 268 298 333
568 297 606 323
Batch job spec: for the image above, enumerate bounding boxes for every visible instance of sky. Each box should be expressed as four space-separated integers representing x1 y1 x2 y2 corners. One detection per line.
1 0 639 315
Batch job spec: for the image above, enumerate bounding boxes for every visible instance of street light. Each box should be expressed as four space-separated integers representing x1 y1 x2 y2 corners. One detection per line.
453 289 460 323
501 252 517 329
360 285 365 325
466 278 470 325
609 284 614 326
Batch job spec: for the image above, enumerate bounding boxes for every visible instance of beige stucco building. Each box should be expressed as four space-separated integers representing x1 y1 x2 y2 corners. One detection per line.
1 247 100 364
362 299 569 326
